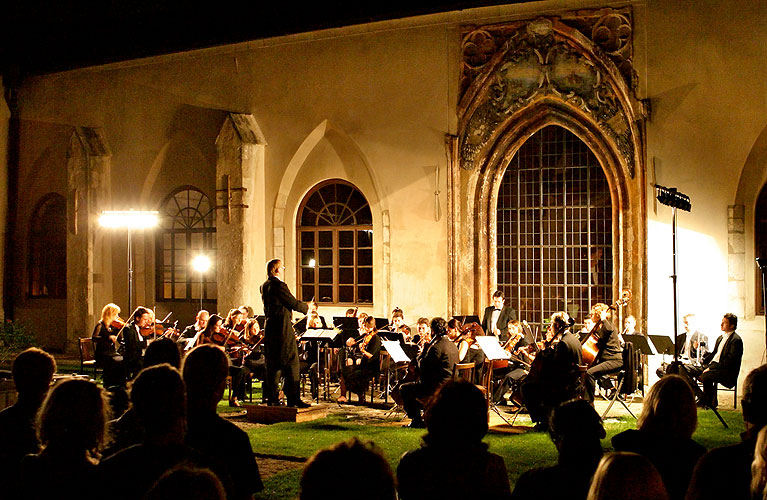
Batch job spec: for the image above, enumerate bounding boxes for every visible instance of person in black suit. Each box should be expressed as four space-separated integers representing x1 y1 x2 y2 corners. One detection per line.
584 303 623 402
684 312 743 408
122 306 153 380
399 317 459 428
481 290 517 342
260 258 316 408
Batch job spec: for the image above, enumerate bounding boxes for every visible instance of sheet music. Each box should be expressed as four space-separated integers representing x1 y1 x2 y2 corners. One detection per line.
299 329 340 340
475 335 511 361
381 340 410 363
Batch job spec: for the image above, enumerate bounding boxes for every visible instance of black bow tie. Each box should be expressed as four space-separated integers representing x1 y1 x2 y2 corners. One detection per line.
494 308 501 312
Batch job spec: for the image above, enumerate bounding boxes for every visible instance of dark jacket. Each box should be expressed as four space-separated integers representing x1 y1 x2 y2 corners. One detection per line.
702 332 743 388
481 305 517 341
419 336 460 392
260 276 309 363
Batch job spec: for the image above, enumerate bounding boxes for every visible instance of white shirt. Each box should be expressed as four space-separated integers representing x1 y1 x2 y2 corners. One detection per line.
711 331 733 364
490 309 501 334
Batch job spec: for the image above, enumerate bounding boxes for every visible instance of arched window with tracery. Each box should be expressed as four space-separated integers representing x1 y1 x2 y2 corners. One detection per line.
297 180 373 305
496 125 613 328
156 186 216 302
28 193 67 298
756 183 767 315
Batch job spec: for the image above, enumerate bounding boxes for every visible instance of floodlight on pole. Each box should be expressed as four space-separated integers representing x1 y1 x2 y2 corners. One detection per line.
191 255 212 311
99 210 160 314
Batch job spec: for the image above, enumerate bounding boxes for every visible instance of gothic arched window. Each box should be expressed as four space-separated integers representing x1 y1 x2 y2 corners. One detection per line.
28 193 67 298
496 126 613 328
156 186 216 302
297 180 373 304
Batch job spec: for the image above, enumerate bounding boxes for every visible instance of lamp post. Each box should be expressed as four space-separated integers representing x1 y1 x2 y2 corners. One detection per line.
191 254 212 311
99 210 159 314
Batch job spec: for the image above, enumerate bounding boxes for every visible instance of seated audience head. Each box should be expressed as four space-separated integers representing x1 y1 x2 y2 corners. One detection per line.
300 438 395 500
743 365 767 431
144 337 181 368
38 378 109 460
12 347 56 402
752 426 767 500
130 364 186 440
587 452 669 500
182 344 229 411
144 466 226 500
549 399 606 452
637 374 697 439
424 379 487 446
722 312 738 332
430 317 448 338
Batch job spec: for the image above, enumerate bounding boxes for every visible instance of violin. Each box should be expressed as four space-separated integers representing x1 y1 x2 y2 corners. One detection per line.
110 317 126 330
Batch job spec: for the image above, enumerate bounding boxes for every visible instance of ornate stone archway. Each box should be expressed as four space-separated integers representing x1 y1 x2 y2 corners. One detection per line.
447 10 648 326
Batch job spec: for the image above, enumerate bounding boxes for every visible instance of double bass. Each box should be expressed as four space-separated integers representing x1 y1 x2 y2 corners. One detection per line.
581 289 632 366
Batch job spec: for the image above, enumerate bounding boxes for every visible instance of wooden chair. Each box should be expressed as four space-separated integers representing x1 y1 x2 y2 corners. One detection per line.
452 362 476 382
78 338 99 377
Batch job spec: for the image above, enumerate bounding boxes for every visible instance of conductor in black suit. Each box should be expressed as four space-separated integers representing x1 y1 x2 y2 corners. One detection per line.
685 312 743 408
481 290 517 342
260 258 315 408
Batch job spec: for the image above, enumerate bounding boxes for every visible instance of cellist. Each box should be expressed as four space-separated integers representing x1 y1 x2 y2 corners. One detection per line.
584 303 623 403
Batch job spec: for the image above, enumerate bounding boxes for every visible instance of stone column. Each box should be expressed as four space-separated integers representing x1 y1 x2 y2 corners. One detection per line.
67 127 111 354
215 114 266 312
728 204 746 317
0 79 10 320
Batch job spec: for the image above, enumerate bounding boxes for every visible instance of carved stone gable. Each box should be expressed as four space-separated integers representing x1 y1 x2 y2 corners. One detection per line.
458 8 644 178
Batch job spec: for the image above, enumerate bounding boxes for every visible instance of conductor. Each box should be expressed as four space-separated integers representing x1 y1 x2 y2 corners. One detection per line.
261 258 315 408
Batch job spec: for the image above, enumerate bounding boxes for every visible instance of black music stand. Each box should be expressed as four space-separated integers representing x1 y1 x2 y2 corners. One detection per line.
453 315 481 326
255 315 265 329
299 329 340 401
649 335 676 357
624 335 654 355
374 317 389 330
334 317 360 343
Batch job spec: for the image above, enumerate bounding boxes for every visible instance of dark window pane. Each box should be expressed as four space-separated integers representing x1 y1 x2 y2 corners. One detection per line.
319 268 333 284
339 230 354 248
319 249 333 266
301 250 316 267
358 267 373 285
301 268 315 284
357 230 373 247
319 231 333 247
339 249 354 266
302 285 315 301
319 286 333 303
358 249 372 266
358 286 373 303
301 231 314 248
339 286 354 303
339 267 354 284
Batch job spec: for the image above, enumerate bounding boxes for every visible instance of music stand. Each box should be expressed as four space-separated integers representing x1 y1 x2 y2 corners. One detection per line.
624 335 654 355
374 317 390 330
299 329 340 401
381 340 410 411
453 315 481 326
648 335 676 357
334 317 360 343
474 336 514 426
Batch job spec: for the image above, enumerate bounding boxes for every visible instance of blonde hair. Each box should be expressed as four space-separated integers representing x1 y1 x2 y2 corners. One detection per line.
100 303 121 324
587 452 669 500
591 303 610 317
637 375 697 439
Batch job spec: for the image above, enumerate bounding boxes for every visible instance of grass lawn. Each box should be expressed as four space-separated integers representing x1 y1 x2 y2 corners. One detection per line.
243 408 745 500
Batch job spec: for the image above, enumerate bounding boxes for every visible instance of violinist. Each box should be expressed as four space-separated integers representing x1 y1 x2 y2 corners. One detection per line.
224 306 249 333
456 321 486 375
414 317 432 348
390 308 412 342
338 315 381 403
91 303 127 388
200 314 247 407
584 303 623 403
520 312 581 430
492 320 529 405
122 306 153 380
241 318 267 401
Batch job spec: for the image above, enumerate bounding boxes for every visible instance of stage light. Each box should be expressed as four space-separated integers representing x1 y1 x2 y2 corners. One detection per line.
655 185 691 212
99 210 159 229
192 254 212 273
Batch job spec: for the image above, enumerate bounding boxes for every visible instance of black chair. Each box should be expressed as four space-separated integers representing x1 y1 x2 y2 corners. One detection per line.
601 342 638 420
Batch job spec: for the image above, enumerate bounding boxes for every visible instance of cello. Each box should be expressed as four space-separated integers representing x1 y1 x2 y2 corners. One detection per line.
581 289 632 366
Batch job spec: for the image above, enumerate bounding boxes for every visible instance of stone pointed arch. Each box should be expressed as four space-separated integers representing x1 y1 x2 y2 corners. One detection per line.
449 11 647 325
274 120 389 313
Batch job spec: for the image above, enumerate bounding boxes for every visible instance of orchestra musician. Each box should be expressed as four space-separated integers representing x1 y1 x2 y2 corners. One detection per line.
260 258 315 408
584 303 624 403
414 317 432 347
481 290 517 341
492 320 530 405
179 310 209 345
456 321 486 375
122 306 153 380
399 317 459 428
338 315 381 403
197 313 247 407
656 313 709 378
390 308 412 342
241 318 266 386
91 303 127 388
520 311 582 430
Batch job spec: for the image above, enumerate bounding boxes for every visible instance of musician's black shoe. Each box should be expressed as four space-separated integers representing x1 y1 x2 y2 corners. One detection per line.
289 400 311 409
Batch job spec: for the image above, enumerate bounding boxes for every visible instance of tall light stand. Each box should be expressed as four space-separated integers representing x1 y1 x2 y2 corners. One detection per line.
191 255 212 312
656 185 691 362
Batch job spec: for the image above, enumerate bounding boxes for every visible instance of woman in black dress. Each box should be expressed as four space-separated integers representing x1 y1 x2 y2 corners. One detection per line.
91 303 126 388
338 315 381 403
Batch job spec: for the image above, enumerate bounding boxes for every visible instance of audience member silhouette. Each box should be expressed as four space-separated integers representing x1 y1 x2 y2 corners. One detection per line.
104 338 183 456
751 426 767 500
587 452 669 500
19 377 109 500
397 380 511 500
612 374 705 500
98 364 235 500
511 399 605 500
0 348 56 492
301 437 396 500
686 364 767 500
144 466 226 500
183 344 264 498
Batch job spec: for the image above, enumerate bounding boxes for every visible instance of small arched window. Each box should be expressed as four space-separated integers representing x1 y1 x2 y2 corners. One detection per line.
297 180 373 305
28 193 67 298
156 186 216 302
